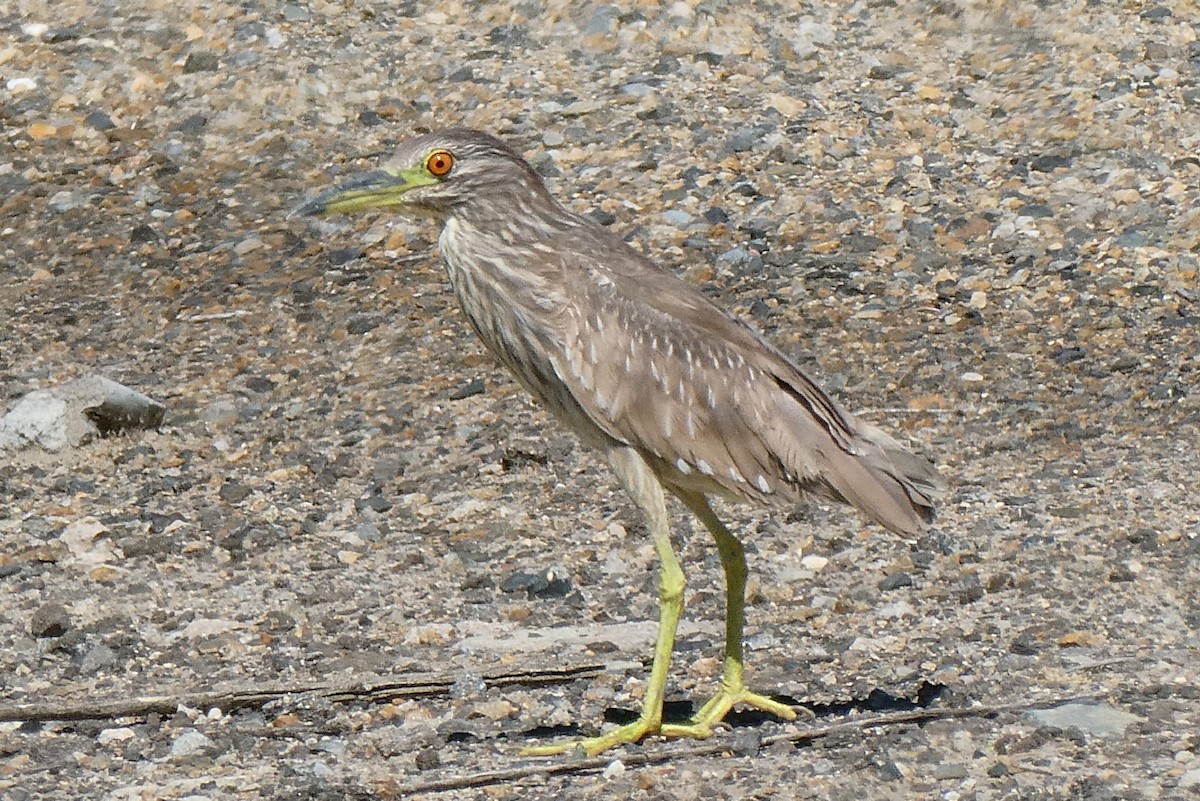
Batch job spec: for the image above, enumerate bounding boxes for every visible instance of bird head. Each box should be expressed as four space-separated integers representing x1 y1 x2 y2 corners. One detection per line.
294 128 549 221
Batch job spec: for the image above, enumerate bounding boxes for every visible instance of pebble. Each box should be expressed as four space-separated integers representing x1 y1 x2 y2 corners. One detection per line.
169 728 214 758
1027 702 1145 738
662 209 693 227
879 572 913 591
97 727 137 745
801 554 829 572
30 602 71 638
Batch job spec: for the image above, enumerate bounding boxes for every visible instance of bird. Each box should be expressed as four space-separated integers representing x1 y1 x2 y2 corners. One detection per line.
296 128 941 756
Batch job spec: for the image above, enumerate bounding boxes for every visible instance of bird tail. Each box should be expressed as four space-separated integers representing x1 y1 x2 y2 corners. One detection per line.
827 421 942 537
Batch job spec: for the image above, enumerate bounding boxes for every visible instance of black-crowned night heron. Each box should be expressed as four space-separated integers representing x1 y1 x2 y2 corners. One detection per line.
297 128 940 756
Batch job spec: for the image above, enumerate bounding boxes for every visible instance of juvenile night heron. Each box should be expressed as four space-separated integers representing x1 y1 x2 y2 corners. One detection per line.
298 128 940 756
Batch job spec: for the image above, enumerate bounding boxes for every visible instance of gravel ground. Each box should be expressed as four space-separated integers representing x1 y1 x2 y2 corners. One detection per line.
2 1 1199 799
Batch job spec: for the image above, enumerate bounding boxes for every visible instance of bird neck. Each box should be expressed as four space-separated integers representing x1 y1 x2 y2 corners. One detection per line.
447 190 581 247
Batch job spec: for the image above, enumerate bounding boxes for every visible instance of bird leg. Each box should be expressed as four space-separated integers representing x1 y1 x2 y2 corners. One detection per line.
522 447 684 757
658 494 798 739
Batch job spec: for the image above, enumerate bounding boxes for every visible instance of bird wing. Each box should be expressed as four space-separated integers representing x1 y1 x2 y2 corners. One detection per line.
546 235 937 535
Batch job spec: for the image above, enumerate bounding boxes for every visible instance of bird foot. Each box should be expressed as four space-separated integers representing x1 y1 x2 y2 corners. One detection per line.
659 685 799 740
521 716 663 757
522 688 801 757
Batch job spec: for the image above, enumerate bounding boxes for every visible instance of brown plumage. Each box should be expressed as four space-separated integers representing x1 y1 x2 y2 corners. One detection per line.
299 127 942 755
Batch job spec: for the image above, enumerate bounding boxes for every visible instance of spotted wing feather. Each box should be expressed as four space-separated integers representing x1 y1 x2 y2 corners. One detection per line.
548 237 938 537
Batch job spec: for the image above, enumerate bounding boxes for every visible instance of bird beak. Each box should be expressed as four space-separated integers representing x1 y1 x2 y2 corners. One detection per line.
292 165 432 217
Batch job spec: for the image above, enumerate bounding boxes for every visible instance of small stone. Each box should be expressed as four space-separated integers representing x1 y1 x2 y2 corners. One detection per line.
27 122 57 140
346 314 383 334
414 748 441 770
933 763 969 780
1029 153 1072 172
662 209 693 227
169 728 213 757
31 602 70 638
48 190 86 212
6 77 37 93
800 554 828 572
97 727 136 745
79 642 117 674
449 378 486 400
1027 701 1144 738
218 481 252 503
879 572 913 591
182 51 220 73
130 224 160 244
235 236 265 255
601 759 626 780
84 109 116 130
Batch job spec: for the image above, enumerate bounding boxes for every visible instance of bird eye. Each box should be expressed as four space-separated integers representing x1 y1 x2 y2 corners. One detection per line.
426 150 455 177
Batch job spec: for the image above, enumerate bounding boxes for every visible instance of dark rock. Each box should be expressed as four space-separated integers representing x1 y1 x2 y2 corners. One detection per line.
1051 346 1085 365
1108 564 1137 582
31 602 70 638
704 206 729 224
130 224 160 243
327 247 364 266
174 113 208 134
879 572 913 591
182 51 220 73
219 481 253 503
84 109 116 131
1018 203 1054 218
500 567 573 599
45 25 84 43
346 314 383 334
868 64 907 80
449 378 486 400
1030 153 1072 172
355 492 392 513
414 748 441 770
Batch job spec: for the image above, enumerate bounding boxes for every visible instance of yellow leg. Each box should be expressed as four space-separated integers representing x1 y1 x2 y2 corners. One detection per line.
523 447 684 757
659 494 797 739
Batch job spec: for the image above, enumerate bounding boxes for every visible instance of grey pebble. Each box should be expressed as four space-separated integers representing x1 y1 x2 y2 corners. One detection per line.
879 572 913 591
169 728 214 758
31 602 70 638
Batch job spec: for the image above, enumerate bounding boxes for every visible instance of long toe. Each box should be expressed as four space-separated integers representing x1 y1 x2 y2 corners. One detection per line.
521 716 663 757
659 686 798 740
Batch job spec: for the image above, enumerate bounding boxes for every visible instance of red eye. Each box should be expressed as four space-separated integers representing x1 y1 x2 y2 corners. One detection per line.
426 150 454 177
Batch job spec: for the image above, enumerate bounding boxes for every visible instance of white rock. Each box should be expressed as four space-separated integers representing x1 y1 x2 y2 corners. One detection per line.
169 728 213 757
5 77 36 93
98 727 136 745
800 554 829 572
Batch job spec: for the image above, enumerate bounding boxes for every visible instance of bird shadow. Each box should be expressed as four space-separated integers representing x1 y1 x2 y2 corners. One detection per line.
520 681 947 743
